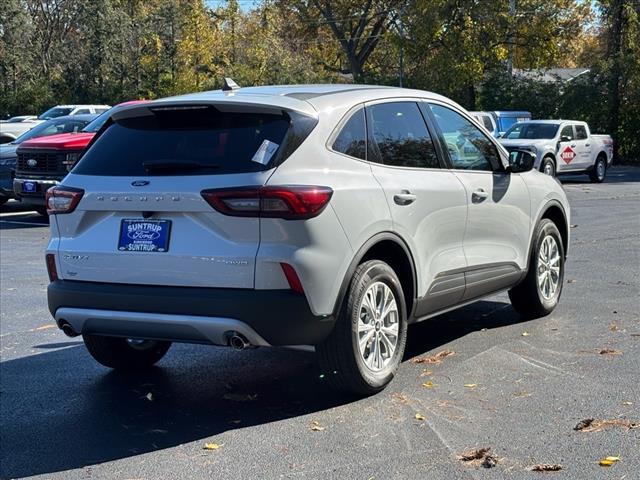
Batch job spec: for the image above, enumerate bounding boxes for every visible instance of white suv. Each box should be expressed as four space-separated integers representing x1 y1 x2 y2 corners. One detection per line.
45 85 570 395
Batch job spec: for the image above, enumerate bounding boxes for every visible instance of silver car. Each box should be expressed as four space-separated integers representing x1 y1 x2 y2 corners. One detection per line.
45 84 570 395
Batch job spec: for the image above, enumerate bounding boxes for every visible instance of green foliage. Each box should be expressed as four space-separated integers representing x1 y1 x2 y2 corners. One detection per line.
0 0 636 160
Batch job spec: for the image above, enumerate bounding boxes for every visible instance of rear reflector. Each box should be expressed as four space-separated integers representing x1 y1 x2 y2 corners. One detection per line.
46 186 84 214
202 186 333 219
46 254 58 282
280 263 304 294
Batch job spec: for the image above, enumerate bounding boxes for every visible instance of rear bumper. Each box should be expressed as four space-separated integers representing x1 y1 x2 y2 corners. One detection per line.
47 280 335 346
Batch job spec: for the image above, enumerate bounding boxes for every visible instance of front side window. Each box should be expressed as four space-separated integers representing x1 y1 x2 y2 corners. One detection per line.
429 104 501 171
74 109 91 115
366 102 439 169
560 125 574 141
575 125 588 140
332 108 366 160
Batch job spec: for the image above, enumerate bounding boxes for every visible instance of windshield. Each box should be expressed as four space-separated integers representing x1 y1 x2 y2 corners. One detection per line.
82 109 111 133
12 117 91 144
38 107 73 120
504 123 560 140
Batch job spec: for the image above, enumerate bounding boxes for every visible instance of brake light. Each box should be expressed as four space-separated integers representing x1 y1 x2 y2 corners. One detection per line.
46 186 84 214
45 254 58 282
201 186 333 219
280 263 304 294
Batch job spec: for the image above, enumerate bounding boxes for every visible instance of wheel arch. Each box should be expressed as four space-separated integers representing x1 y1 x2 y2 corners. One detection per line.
540 153 556 171
536 201 569 260
333 232 417 319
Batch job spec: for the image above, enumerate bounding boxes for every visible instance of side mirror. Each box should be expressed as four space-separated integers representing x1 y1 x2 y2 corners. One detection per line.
507 149 535 173
561 135 572 142
498 131 505 138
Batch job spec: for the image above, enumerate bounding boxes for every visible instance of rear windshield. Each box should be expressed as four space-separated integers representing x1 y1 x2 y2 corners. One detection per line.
73 106 291 176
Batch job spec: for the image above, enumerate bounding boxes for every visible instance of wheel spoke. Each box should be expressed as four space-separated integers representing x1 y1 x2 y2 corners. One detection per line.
380 331 396 358
359 329 375 353
381 322 398 338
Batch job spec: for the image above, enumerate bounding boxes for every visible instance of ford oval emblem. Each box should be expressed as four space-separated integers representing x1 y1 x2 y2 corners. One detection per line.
131 180 150 187
27 158 37 168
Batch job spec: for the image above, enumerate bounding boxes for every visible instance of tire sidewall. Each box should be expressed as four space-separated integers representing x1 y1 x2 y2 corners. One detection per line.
532 220 565 310
347 261 407 390
596 157 606 181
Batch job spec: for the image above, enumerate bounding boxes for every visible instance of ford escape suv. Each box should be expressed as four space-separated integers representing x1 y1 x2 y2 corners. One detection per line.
46 84 569 395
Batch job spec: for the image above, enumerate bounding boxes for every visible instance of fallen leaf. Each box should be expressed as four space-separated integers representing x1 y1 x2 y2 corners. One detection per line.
609 322 618 331
521 331 531 337
412 350 455 364
570 224 578 228
621 401 633 406
464 383 477 388
414 413 425 421
599 456 620 466
458 447 491 462
222 393 257 402
482 454 498 468
574 418 639 432
391 393 409 404
530 463 562 472
599 348 622 355
309 421 325 431
457 447 498 468
567 279 576 284
203 442 223 450
35 324 56 331
145 392 154 401
422 381 434 388
421 369 433 376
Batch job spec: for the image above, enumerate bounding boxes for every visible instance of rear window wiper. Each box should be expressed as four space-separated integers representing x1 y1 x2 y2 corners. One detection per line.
142 160 220 173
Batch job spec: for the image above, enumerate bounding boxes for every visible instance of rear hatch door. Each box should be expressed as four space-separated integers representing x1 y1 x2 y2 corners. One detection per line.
53 102 313 288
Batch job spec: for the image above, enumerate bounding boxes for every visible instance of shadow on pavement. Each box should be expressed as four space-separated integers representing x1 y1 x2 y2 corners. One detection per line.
1 299 523 478
559 165 640 184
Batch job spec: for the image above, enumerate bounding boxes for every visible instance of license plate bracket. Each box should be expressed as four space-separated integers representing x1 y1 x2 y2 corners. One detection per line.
118 219 171 253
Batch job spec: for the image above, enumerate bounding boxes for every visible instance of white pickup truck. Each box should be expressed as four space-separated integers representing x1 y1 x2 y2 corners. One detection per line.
499 120 614 182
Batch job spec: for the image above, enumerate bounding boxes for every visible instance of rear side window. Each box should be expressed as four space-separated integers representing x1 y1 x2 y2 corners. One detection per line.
332 108 366 160
73 106 291 176
575 125 588 140
366 102 440 169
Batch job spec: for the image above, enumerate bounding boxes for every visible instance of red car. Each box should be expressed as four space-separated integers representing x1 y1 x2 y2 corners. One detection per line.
13 100 146 214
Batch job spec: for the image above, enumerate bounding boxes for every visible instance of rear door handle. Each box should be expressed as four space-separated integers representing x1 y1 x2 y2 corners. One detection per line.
393 190 417 206
472 188 489 202
585 143 590 147
571 144 576 148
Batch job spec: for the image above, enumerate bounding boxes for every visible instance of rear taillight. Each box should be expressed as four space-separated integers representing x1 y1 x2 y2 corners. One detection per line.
46 254 58 282
46 186 84 214
201 186 333 220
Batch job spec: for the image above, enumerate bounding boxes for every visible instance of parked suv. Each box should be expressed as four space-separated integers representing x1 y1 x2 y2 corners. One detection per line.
46 85 570 395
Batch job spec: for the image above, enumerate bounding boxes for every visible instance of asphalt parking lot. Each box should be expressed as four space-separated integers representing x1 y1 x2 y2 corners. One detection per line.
1 166 638 480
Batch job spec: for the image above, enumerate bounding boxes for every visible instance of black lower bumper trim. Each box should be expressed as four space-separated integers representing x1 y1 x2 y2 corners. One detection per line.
47 280 335 346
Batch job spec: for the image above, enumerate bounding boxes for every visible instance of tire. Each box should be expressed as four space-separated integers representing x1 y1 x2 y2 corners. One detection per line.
316 260 408 396
541 156 556 176
589 155 607 183
83 334 171 370
508 218 565 318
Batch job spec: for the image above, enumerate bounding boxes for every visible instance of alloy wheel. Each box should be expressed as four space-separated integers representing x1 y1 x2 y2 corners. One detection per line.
357 282 399 372
537 235 561 300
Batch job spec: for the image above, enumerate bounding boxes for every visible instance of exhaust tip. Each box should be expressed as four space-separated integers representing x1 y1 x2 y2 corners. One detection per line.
227 331 250 351
59 321 79 338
